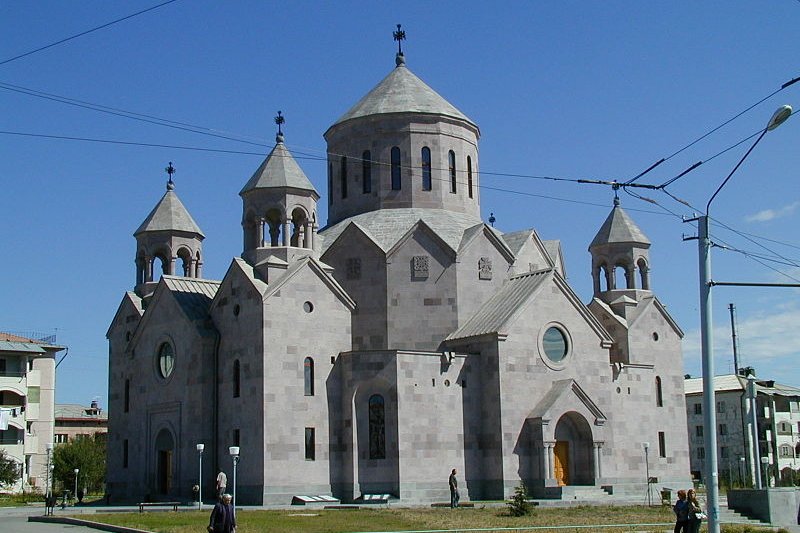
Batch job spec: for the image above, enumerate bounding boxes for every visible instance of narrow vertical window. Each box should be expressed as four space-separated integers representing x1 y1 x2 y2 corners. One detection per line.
391 147 401 190
305 427 315 460
421 147 432 191
341 156 348 199
233 428 240 447
328 163 333 206
362 150 372 193
655 376 663 407
368 394 386 459
123 439 129 468
466 155 473 198
448 150 457 193
304 357 314 396
124 379 130 413
658 431 666 458
233 360 240 398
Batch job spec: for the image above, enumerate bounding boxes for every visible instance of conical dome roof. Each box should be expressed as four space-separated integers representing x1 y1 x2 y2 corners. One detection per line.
589 199 650 249
239 139 318 197
328 57 477 131
134 181 204 237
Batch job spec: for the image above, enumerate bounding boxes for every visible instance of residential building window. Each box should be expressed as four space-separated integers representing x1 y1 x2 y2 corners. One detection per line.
54 434 68 444
466 155 473 198
655 376 663 407
233 360 240 398
658 431 666 458
694 403 702 415
233 429 240 447
341 156 348 199
391 147 401 190
719 423 727 436
362 150 372 193
368 394 386 460
696 426 703 438
421 147 432 191
124 379 130 413
123 439 129 468
304 357 314 396
717 401 726 413
698 447 705 459
780 444 793 458
448 150 457 193
305 427 315 460
720 446 728 459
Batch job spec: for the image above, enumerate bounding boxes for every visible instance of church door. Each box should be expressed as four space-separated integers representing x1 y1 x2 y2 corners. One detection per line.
158 450 173 494
554 441 569 486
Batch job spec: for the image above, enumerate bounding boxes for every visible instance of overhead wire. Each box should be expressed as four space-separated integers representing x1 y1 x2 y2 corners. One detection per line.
0 0 183 67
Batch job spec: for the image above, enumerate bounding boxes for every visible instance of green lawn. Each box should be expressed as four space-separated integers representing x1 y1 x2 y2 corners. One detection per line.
80 505 784 533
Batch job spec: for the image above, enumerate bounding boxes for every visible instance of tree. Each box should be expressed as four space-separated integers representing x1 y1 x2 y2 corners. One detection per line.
0 449 22 488
52 433 106 494
507 483 533 517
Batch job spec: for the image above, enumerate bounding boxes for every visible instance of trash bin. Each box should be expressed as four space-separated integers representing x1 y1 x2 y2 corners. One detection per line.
660 488 672 506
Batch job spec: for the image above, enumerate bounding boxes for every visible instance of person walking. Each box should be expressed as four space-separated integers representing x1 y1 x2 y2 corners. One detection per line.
216 471 227 500
672 489 689 533
449 468 460 508
687 488 703 533
208 493 236 533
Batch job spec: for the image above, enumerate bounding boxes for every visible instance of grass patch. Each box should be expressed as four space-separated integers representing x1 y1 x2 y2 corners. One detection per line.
82 505 778 533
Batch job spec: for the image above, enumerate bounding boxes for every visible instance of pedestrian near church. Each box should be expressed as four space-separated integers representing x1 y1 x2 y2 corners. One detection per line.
449 468 459 508
672 489 689 533
216 471 227 500
208 493 236 533
686 488 704 533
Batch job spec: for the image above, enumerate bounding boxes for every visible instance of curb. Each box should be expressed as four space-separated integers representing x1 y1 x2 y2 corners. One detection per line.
28 515 154 533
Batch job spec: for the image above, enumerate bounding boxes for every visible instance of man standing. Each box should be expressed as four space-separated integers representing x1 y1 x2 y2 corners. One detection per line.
449 468 459 508
208 493 236 533
216 471 227 500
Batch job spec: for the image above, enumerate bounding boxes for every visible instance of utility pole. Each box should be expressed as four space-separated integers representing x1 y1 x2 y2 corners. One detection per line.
729 303 740 376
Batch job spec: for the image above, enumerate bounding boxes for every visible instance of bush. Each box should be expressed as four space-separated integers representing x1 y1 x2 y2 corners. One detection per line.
507 483 532 517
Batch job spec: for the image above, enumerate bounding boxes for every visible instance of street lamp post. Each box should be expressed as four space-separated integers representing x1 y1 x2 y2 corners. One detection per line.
45 443 53 504
642 442 651 506
761 456 770 488
229 446 239 514
196 443 204 510
73 469 79 505
689 104 792 533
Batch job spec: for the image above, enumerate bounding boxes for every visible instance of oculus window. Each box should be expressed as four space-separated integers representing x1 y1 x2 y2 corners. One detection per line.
542 326 568 362
157 342 175 379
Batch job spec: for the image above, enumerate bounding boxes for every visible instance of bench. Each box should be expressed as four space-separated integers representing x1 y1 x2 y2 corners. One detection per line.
138 501 180 512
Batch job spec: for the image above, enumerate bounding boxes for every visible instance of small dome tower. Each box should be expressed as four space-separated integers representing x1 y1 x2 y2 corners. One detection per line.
239 112 320 269
589 197 651 309
134 163 205 298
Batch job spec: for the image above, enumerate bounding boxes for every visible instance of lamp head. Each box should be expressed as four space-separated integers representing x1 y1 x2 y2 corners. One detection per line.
642 442 650 450
761 456 769 463
767 105 792 131
229 446 239 457
74 468 79 474
46 443 54 451
196 443 205 452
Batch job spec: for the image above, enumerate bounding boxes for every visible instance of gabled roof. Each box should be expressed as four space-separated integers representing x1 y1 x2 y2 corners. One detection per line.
328 60 477 132
529 379 608 426
261 256 356 310
501 229 533 256
134 182 204 237
105 291 143 339
239 140 318 197
590 295 684 338
161 276 221 321
589 200 649 249
685 374 800 397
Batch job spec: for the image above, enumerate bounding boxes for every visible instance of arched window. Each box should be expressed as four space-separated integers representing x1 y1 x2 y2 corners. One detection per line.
448 150 457 193
368 394 385 459
328 162 333 206
391 147 401 190
157 342 175 379
341 156 348 199
304 357 314 396
655 376 663 407
421 147 432 191
467 155 473 198
638 258 650 290
124 379 130 413
362 150 372 194
233 360 241 398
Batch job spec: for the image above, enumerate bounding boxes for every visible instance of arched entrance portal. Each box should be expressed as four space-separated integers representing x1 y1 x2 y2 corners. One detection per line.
154 428 175 495
553 412 594 486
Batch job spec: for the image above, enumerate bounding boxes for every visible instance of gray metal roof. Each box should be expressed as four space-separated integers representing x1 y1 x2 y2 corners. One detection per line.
0 341 45 354
319 208 484 255
330 63 476 129
134 183 205 237
162 276 220 321
446 269 552 341
589 201 650 249
501 229 532 255
55 404 108 421
240 141 318 196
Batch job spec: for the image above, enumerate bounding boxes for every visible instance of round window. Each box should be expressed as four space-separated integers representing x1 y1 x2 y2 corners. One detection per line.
158 342 175 379
542 326 568 362
303 301 314 313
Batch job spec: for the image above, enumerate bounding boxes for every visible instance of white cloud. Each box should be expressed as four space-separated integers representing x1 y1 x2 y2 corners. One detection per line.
745 201 800 223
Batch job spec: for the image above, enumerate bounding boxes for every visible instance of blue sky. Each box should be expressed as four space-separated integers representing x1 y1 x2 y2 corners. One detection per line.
2 1 799 407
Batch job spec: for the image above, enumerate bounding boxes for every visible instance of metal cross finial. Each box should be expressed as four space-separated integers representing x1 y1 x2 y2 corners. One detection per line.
165 161 176 189
274 111 285 136
488 212 496 227
393 24 406 54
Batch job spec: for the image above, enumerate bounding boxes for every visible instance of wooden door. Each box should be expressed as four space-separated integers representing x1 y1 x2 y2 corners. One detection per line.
554 441 569 486
158 450 173 494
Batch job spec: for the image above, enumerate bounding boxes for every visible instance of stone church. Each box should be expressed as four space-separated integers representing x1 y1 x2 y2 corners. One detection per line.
106 46 691 504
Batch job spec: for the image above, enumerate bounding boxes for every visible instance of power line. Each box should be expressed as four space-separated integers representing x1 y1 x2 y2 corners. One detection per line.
0 0 182 67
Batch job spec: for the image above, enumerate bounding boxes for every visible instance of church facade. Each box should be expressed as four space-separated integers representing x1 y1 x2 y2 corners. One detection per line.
106 49 691 504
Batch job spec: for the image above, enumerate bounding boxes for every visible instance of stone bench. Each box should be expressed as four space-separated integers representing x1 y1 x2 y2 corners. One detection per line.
138 501 180 513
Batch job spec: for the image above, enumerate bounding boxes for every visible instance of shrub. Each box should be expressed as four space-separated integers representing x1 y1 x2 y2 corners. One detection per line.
507 483 532 517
